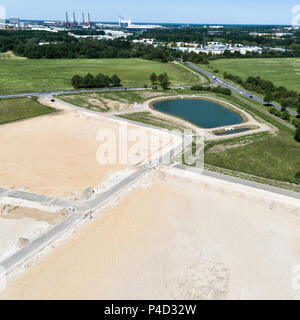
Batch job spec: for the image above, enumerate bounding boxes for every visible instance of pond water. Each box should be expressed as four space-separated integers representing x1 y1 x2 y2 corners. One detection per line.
152 99 243 128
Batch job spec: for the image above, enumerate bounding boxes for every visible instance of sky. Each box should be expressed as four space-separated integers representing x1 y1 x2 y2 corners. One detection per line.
0 0 299 25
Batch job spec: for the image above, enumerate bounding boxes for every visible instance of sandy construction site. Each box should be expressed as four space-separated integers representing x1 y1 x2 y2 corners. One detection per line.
0 106 176 198
1 167 300 300
0 99 180 281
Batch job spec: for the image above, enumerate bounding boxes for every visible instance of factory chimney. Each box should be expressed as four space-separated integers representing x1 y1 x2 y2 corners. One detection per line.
73 12 76 24
88 13 91 26
82 13 85 25
66 12 69 26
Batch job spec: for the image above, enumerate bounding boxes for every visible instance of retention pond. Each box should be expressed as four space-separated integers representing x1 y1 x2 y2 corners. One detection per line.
152 99 243 128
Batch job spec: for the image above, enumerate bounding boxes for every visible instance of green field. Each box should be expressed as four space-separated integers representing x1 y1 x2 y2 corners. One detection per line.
0 59 198 95
206 58 300 92
118 112 188 131
205 130 300 186
0 97 56 125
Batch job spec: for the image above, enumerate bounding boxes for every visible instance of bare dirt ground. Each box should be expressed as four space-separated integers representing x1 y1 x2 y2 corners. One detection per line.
0 203 66 262
0 107 175 198
2 167 300 300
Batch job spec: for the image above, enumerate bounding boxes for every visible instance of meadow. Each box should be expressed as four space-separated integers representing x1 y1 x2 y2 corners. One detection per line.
0 58 198 95
0 97 56 124
206 58 300 92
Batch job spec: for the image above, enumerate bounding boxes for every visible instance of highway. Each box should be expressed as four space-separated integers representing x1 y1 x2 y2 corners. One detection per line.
184 61 299 117
0 86 148 100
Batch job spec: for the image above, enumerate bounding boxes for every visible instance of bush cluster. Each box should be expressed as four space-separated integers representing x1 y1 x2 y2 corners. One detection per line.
72 73 121 89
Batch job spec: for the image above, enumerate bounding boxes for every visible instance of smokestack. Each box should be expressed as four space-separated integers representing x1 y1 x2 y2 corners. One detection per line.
73 12 76 24
82 13 85 24
88 13 91 26
66 12 69 26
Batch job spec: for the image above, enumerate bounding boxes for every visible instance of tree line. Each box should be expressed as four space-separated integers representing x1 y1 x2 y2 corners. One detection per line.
223 72 300 113
142 26 300 57
71 73 121 89
190 85 231 95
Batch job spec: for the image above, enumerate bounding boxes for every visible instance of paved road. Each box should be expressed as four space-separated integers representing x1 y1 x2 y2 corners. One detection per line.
184 62 299 118
0 87 148 100
173 164 300 200
0 85 187 101
233 93 296 130
0 187 84 212
0 212 83 277
0 164 156 278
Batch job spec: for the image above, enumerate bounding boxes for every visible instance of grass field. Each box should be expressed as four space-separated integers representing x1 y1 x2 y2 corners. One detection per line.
205 130 300 185
0 97 56 125
0 59 198 95
60 90 149 112
205 58 300 92
118 112 188 131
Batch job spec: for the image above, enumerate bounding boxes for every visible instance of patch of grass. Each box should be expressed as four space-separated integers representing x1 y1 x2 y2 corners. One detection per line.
204 128 300 185
0 58 198 95
118 112 188 131
59 89 192 112
0 97 56 125
204 58 300 92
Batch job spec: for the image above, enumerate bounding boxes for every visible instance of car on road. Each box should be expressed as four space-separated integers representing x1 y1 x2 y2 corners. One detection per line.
50 99 55 102
249 95 253 99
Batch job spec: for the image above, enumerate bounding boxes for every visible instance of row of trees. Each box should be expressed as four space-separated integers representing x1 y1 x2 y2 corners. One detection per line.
224 72 300 112
190 85 231 95
0 30 175 62
71 73 121 89
150 73 170 89
8 33 173 62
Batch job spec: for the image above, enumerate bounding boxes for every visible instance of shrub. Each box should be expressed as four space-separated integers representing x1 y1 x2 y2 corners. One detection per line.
71 75 83 89
71 73 121 89
211 87 231 95
111 74 121 86
295 127 300 143
190 85 206 91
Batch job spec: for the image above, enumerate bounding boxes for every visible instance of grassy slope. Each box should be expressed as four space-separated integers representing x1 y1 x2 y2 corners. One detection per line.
60 90 148 111
0 59 198 95
201 93 300 186
205 58 300 92
118 112 187 131
0 97 56 124
205 131 300 185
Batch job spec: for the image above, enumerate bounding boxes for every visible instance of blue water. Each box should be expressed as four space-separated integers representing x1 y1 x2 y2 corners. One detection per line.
152 99 243 128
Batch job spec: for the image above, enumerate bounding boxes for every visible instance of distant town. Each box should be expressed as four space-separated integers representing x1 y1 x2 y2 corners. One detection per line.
1 15 297 56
